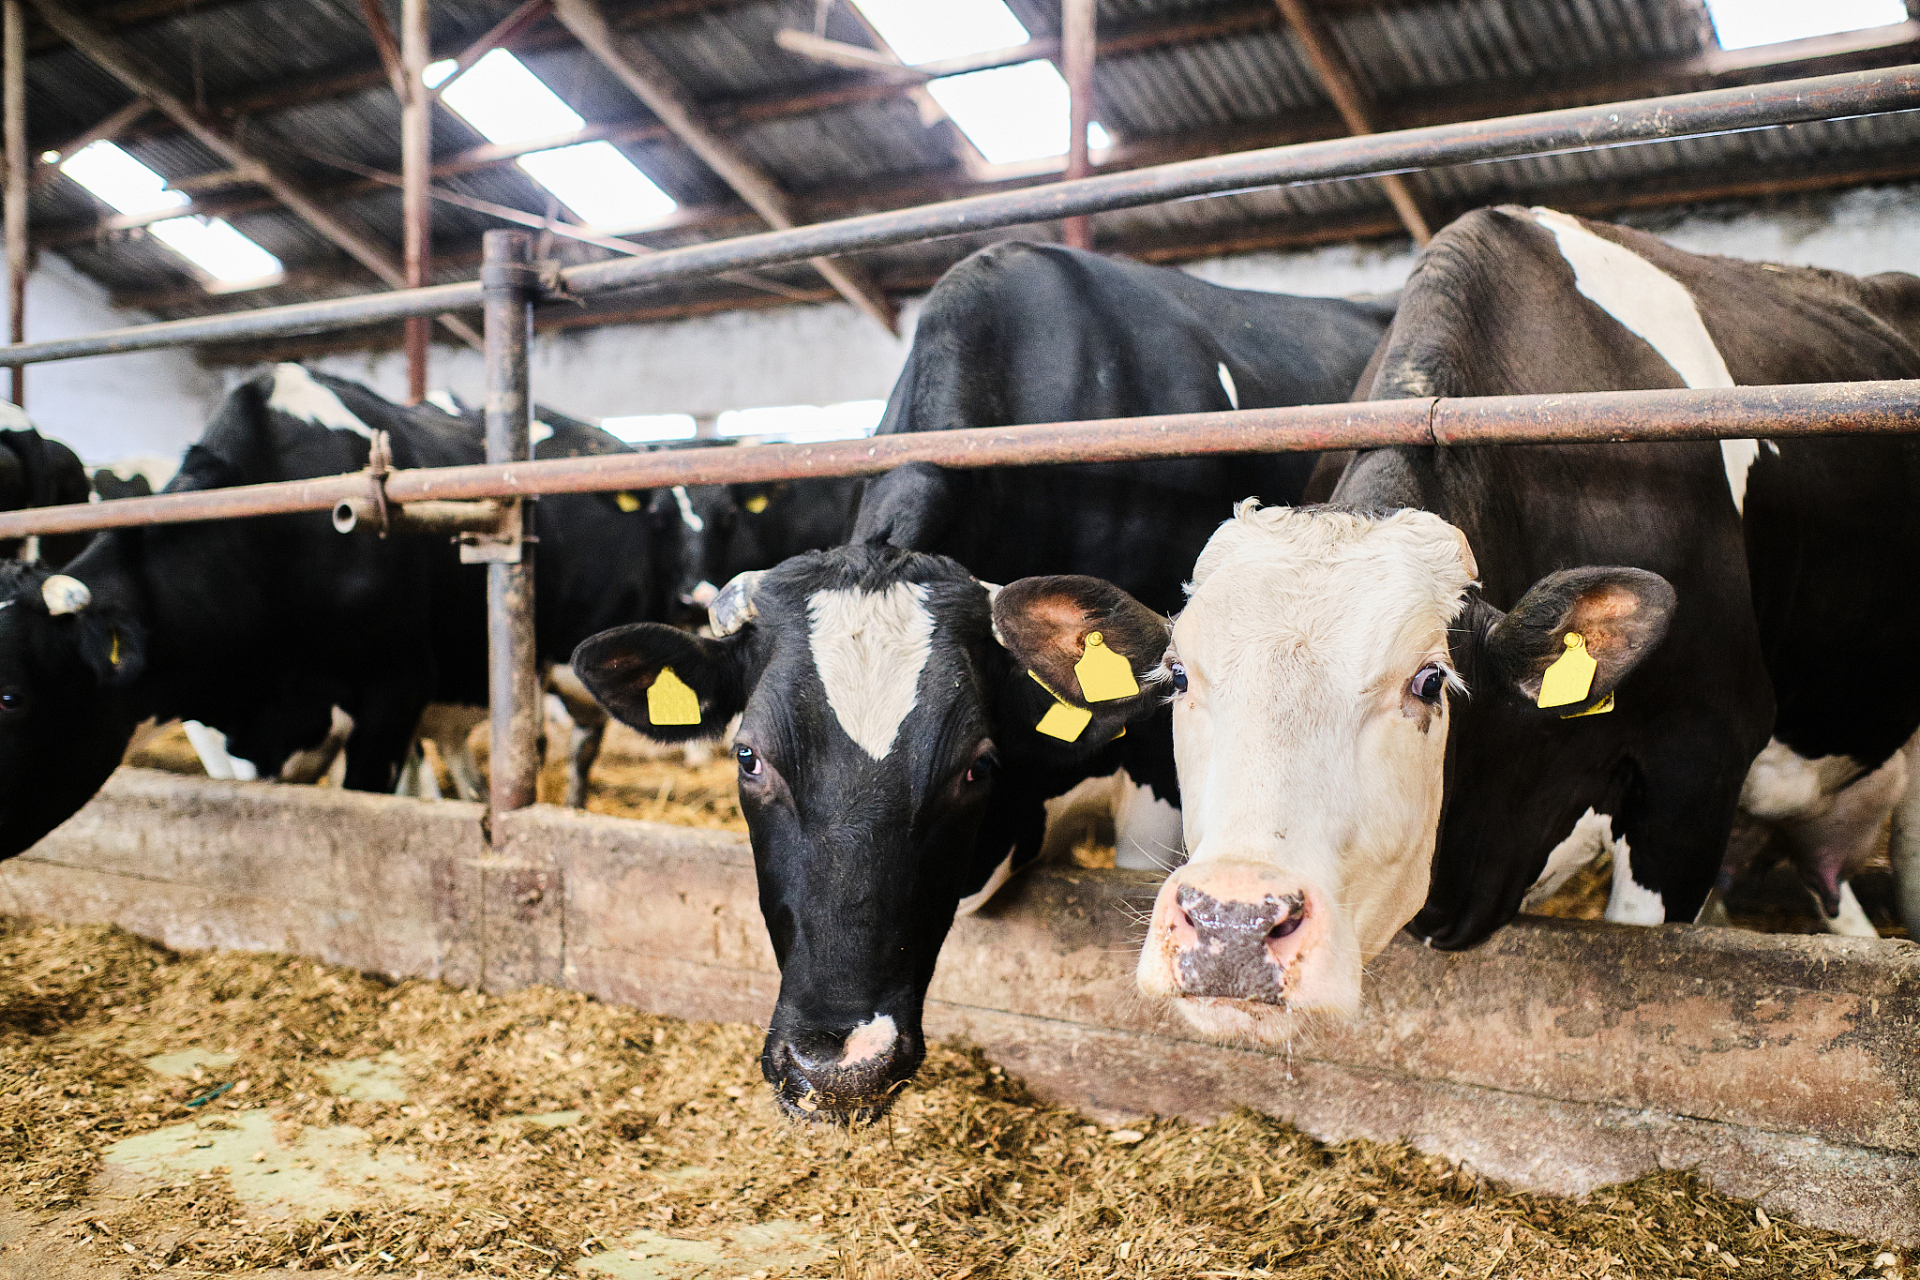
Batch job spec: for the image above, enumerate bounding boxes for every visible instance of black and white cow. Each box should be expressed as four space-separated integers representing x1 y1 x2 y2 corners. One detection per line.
656 474 866 626
0 403 92 567
575 240 1395 1120
1112 207 1920 1044
0 364 669 856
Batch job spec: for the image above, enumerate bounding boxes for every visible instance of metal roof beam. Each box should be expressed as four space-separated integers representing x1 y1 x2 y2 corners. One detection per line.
26 0 481 348
550 0 897 333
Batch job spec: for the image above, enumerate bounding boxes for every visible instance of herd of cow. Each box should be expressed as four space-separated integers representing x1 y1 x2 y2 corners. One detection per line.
0 204 1914 1124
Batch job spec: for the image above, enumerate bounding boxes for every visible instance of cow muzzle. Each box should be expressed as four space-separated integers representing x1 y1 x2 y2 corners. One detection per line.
760 1015 921 1124
1139 862 1341 1038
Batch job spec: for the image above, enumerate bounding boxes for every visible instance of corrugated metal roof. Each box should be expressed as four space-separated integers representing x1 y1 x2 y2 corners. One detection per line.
16 0 1920 339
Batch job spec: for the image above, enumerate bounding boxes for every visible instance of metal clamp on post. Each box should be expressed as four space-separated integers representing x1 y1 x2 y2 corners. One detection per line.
364 429 394 536
535 259 580 306
458 494 525 563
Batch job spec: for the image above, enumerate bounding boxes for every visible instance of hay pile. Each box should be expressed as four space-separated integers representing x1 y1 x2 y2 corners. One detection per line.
0 918 1905 1279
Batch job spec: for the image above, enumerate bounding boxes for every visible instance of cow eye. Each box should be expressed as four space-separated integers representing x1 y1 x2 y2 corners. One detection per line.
1169 662 1189 695
0 690 21 713
965 753 997 785
735 744 763 777
1411 665 1448 703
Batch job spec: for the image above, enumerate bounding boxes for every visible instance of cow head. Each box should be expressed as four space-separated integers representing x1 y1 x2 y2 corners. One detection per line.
0 564 146 859
649 484 737 627
574 545 1164 1122
1136 503 1673 1044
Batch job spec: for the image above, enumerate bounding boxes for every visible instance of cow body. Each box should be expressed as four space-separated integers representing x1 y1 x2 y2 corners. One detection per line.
0 404 92 566
576 241 1394 1120
1132 207 1920 1044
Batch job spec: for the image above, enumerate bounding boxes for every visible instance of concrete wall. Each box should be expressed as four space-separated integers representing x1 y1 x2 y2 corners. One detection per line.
14 180 1920 459
4 770 1915 1246
2 252 226 466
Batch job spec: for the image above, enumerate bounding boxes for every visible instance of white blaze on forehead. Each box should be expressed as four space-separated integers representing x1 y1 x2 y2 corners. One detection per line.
1216 362 1239 410
672 485 705 532
807 582 935 761
1528 209 1756 513
266 364 376 440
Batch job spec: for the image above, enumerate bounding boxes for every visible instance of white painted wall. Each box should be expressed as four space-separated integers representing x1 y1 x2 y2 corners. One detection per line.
2 252 225 465
16 182 1920 453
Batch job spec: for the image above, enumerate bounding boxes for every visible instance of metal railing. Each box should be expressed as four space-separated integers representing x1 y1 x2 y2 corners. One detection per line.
1 64 1917 837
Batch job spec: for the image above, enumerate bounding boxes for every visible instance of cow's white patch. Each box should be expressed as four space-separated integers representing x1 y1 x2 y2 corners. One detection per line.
1764 440 1780 456
1113 772 1184 871
1521 807 1614 911
531 418 554 446
688 580 719 607
1529 209 1754 512
1740 737 1858 821
807 583 934 761
1217 362 1239 410
672 485 704 532
182 721 258 782
839 1015 897 1066
424 389 463 415
266 364 376 440
956 849 1016 916
1603 837 1664 925
1822 881 1878 938
0 402 30 432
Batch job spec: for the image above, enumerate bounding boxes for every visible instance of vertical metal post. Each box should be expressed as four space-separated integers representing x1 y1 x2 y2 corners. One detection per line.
4 0 25 406
1060 0 1095 251
401 0 431 403
480 229 538 837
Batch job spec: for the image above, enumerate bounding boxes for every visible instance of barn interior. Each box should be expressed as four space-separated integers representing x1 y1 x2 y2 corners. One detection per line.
0 1 1916 1276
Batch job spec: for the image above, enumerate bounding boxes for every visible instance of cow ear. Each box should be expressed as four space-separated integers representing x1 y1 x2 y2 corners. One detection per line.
991 575 1169 748
571 622 745 742
1485 567 1676 713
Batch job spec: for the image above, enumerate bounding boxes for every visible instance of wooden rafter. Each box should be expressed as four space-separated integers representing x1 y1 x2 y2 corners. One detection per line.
26 0 481 348
356 0 410 104
550 0 897 332
1272 0 1428 244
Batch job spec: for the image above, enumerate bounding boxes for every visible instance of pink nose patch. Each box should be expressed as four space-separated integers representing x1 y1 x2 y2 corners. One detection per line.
838 1015 898 1067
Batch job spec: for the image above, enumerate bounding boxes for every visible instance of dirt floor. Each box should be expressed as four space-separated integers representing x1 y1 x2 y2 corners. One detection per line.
0 917 1909 1280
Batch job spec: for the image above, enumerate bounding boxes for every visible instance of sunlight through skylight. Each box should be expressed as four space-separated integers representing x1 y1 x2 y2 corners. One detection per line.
601 413 697 444
1704 0 1907 49
716 400 886 443
429 50 678 232
852 0 1107 165
60 141 283 283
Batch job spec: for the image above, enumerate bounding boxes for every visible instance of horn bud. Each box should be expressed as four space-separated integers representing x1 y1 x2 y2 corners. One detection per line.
708 570 763 637
42 574 91 616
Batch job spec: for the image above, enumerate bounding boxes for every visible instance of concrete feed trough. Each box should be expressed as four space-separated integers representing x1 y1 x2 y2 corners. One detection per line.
2 768 1914 1246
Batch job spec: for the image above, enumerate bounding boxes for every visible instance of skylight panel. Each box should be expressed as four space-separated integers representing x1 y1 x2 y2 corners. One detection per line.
850 0 1030 65
601 413 697 443
716 400 885 443
60 141 282 284
927 61 1080 165
516 142 678 231
429 49 678 232
1704 0 1907 49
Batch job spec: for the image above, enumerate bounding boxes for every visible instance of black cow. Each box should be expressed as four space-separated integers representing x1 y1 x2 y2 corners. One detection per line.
1110 207 1920 1046
0 364 667 857
575 240 1395 1120
0 407 91 566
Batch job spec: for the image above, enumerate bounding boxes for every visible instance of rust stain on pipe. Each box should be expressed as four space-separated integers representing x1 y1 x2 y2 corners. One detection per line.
1 381 1917 540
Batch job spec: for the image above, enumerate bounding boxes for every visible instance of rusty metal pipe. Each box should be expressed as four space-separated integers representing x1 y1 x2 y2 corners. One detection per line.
481 229 539 835
330 496 506 536
0 380 1917 540
0 66 1916 367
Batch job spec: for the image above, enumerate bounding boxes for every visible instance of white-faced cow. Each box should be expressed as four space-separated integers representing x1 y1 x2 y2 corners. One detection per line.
575 240 1394 1121
1120 207 1920 1043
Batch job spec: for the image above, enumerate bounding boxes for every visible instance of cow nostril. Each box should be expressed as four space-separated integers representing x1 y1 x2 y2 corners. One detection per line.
1268 914 1303 941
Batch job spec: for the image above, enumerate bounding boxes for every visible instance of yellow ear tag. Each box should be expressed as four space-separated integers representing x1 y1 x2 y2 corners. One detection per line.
109 629 121 667
615 491 641 513
647 666 702 726
1537 632 1598 709
1074 631 1139 703
1029 670 1092 742
1562 692 1615 719
744 493 770 514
